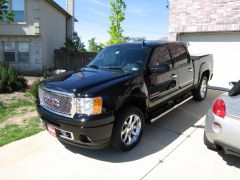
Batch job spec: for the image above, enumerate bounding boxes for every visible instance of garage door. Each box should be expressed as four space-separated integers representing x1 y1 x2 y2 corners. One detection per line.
179 32 240 88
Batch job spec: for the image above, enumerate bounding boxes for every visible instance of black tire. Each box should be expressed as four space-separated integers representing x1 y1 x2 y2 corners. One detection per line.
204 132 217 150
111 106 145 151
192 76 208 101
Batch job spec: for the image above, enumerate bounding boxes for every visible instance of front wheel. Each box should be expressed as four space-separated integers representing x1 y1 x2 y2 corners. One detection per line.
111 106 145 151
192 76 208 101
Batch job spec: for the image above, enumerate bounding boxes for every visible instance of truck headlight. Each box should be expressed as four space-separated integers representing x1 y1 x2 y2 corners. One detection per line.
76 97 102 115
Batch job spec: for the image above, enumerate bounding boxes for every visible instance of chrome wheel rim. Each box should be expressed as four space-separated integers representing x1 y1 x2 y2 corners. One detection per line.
200 79 207 98
121 114 142 145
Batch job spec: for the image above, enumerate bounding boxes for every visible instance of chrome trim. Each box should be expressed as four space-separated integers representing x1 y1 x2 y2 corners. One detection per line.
40 103 74 118
151 96 193 123
39 85 76 118
171 74 178 79
150 87 178 99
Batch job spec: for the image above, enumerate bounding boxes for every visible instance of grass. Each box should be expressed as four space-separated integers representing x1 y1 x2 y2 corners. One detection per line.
0 100 35 123
0 117 44 147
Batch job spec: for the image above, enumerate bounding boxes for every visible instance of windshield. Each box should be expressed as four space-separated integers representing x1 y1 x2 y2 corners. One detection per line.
88 46 151 73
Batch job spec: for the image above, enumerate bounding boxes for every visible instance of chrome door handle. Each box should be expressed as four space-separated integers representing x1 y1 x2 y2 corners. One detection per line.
188 68 193 72
171 74 178 79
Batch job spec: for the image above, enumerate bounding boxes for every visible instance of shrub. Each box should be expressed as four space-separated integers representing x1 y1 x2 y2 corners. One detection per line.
0 62 27 93
30 79 40 98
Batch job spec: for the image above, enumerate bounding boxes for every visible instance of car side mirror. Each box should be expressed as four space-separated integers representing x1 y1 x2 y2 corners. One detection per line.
150 63 170 74
229 81 237 86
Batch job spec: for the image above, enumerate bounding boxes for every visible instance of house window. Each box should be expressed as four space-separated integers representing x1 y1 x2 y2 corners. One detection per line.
18 42 29 62
4 42 16 62
12 0 25 22
4 41 30 63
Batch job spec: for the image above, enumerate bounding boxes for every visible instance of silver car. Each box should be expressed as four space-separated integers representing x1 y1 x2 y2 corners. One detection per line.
204 80 240 156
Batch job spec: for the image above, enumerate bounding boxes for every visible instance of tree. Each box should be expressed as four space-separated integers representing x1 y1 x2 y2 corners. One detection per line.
0 0 14 22
88 38 104 52
108 0 127 45
64 32 86 52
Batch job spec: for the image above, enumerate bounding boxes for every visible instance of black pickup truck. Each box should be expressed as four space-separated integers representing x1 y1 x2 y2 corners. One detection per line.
37 41 213 151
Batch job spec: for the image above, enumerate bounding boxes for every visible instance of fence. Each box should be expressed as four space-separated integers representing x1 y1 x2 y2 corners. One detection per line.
54 50 97 71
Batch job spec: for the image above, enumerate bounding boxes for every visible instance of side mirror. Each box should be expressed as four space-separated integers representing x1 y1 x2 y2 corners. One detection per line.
150 63 170 74
229 81 237 86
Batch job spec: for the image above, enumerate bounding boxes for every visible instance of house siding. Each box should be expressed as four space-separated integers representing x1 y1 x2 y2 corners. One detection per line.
169 0 240 40
0 0 41 36
40 0 67 69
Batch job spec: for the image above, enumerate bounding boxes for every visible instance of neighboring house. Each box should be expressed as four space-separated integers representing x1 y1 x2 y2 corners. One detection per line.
0 0 75 74
169 0 240 88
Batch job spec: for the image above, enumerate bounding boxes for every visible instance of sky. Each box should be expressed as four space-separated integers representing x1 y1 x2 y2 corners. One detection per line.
54 0 169 47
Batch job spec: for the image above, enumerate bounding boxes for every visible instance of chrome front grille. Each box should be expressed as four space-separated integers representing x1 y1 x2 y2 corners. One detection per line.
39 88 73 117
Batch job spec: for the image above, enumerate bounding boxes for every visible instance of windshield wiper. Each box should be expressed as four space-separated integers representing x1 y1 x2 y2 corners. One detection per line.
88 65 99 69
101 66 126 73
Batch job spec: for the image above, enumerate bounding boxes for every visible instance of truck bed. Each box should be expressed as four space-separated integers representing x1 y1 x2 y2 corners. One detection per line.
191 54 214 86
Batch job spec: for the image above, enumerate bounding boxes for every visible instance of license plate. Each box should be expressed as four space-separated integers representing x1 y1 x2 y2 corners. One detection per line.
47 125 56 137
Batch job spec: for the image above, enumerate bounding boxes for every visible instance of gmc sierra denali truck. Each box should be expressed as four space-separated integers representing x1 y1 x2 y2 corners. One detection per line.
37 41 213 151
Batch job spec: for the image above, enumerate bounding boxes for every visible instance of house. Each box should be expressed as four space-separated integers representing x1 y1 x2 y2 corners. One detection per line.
169 0 240 88
0 0 75 74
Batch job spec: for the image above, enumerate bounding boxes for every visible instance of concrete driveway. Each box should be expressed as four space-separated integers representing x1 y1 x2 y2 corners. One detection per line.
0 90 240 180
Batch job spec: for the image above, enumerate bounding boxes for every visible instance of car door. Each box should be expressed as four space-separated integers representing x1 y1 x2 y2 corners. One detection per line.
147 45 179 107
168 43 194 92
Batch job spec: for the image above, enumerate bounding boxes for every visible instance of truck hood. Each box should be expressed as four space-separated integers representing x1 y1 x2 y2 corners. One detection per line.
41 68 132 95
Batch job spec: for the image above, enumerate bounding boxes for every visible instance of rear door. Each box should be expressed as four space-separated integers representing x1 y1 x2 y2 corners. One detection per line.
147 45 179 107
168 43 194 92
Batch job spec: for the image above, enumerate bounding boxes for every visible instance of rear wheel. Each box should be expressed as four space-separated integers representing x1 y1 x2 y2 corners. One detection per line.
193 76 208 101
111 106 145 151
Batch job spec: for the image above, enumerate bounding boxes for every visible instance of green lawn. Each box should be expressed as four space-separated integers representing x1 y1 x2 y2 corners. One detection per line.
0 92 44 147
0 99 35 123
0 116 43 147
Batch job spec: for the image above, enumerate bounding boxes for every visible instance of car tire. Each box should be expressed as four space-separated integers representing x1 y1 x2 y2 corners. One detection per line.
111 106 145 151
204 132 217 150
193 76 208 101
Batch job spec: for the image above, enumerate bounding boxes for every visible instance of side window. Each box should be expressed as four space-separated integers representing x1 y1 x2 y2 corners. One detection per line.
149 46 172 68
169 44 189 66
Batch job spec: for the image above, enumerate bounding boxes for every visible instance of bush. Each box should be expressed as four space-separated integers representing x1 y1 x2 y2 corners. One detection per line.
0 62 27 93
30 79 40 98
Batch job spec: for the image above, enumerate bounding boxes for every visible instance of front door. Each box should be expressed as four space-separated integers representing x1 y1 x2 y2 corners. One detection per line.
147 45 179 107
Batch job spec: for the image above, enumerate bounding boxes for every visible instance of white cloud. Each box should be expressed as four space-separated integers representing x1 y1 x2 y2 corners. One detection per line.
85 0 109 8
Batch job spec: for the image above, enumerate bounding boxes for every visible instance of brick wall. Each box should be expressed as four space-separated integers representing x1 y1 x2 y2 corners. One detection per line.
169 0 240 40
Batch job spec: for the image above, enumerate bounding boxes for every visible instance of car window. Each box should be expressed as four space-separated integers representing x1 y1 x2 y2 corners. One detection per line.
89 46 151 73
149 46 173 68
168 44 189 66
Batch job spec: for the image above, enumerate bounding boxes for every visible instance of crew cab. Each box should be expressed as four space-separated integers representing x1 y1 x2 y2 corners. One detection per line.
37 41 213 151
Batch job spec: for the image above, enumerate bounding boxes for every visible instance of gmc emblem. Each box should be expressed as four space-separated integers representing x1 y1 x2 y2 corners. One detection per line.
44 96 60 108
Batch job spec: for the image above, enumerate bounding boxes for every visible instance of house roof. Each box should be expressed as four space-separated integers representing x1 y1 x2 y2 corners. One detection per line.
46 0 72 18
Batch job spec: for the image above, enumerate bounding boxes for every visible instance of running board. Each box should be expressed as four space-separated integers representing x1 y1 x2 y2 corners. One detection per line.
150 96 193 123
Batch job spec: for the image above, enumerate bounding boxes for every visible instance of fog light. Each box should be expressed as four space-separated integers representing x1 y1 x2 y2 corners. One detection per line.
79 134 92 143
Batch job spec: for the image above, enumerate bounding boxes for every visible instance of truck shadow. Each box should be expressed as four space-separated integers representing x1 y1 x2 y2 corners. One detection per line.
62 90 240 165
